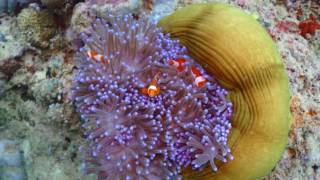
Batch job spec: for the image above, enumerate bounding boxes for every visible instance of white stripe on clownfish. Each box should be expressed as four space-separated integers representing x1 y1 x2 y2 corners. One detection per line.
168 58 188 72
140 72 161 97
87 50 109 64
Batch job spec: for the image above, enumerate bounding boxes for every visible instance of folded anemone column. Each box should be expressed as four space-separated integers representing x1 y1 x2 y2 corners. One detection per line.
158 3 291 180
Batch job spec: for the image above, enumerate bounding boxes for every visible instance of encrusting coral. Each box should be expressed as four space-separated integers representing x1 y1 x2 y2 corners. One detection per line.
158 3 291 179
72 12 234 179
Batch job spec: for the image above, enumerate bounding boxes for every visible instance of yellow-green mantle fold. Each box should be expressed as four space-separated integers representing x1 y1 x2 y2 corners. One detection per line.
158 3 291 180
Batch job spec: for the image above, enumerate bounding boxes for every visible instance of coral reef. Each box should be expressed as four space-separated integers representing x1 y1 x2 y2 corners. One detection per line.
149 0 178 22
0 58 83 180
0 16 32 61
142 0 154 11
70 0 140 34
41 0 69 8
69 0 179 44
0 74 7 96
72 13 233 179
0 0 38 14
0 58 22 80
86 0 129 5
230 0 320 179
0 0 318 179
0 108 11 127
0 15 36 96
0 139 26 180
16 6 56 48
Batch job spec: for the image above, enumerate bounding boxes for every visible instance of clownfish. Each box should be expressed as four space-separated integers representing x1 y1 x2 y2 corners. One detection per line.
87 50 108 64
140 72 161 97
191 66 207 88
168 58 187 72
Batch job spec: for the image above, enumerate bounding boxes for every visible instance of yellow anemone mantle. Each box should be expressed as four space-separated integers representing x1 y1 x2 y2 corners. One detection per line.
158 3 291 180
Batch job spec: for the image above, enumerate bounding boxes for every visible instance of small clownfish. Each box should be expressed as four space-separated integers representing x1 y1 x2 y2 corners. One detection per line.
168 58 187 72
140 72 161 97
87 50 108 64
191 66 207 88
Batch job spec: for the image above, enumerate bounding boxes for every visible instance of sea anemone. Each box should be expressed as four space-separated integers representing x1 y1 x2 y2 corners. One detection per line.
158 3 291 179
72 13 233 179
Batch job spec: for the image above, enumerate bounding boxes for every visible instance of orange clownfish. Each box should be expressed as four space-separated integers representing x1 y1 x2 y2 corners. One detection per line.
87 50 108 64
140 72 161 97
191 66 207 88
168 58 187 72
